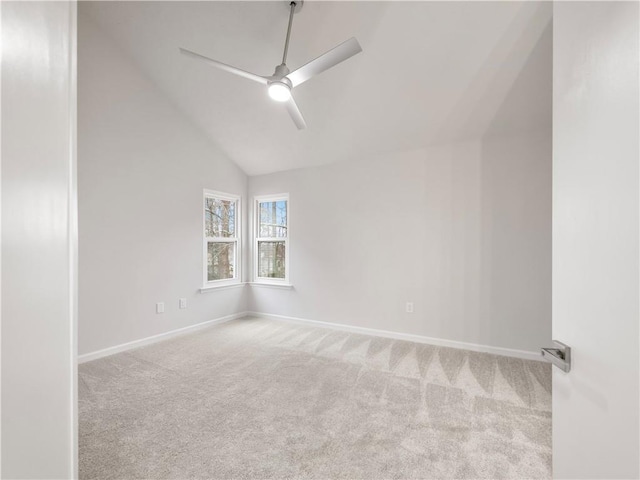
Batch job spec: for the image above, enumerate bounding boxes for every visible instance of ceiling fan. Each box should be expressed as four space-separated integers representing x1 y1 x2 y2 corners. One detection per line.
179 0 362 130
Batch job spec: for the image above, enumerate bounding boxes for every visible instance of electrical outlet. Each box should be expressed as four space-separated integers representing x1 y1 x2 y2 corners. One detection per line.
179 298 187 309
156 302 165 314
405 302 414 314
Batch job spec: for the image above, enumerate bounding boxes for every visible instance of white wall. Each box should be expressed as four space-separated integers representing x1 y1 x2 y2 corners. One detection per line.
1 1 77 477
248 128 551 354
553 2 639 478
78 12 248 356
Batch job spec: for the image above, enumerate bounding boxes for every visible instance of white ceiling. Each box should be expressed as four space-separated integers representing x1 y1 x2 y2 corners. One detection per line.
81 1 552 176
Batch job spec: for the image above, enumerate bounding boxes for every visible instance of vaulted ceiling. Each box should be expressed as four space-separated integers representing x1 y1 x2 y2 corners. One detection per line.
81 1 552 175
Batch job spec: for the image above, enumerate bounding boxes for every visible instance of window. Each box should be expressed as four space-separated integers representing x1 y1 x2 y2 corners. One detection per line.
254 194 289 283
204 190 240 286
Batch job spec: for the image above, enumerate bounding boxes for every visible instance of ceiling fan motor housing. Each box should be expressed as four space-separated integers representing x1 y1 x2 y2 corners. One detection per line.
268 64 293 102
272 64 291 82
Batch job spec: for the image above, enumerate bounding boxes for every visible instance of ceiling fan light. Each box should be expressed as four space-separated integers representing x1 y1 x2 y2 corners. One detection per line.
268 82 291 102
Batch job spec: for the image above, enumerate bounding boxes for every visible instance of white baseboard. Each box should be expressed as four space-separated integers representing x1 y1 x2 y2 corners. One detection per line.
79 310 543 364
78 311 248 364
245 311 543 362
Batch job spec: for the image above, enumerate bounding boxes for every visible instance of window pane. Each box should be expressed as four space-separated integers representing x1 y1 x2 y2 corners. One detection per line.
205 198 236 238
207 242 235 281
259 200 287 238
258 241 285 279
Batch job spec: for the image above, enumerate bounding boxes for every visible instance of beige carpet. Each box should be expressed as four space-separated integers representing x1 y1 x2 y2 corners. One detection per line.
79 316 551 479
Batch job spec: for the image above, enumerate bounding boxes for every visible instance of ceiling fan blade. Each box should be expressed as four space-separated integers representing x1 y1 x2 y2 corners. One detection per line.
286 37 362 88
179 48 268 85
286 96 307 130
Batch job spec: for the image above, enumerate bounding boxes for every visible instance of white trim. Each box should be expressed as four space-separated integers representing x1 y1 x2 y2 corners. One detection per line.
203 189 240 203
68 2 79 475
246 311 544 362
203 277 241 290
253 193 290 203
78 309 544 365
78 311 248 364
200 283 247 293
249 282 294 289
0 1 3 470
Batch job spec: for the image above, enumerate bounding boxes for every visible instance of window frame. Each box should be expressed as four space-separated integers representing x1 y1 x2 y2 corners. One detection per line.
203 189 241 288
253 193 290 285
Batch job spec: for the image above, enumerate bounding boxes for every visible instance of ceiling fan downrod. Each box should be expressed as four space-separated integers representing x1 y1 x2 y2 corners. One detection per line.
281 1 297 65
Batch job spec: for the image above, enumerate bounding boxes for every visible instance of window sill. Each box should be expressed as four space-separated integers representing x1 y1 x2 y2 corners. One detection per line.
200 283 246 293
249 282 294 290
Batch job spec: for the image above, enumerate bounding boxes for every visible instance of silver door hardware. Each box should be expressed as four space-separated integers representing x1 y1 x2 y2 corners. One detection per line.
541 340 571 372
